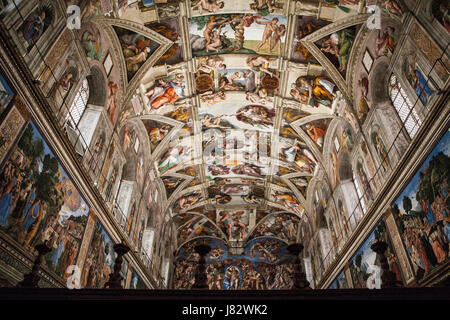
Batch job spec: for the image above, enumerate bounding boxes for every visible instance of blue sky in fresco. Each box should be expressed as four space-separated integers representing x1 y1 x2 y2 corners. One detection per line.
29 122 89 217
393 129 450 213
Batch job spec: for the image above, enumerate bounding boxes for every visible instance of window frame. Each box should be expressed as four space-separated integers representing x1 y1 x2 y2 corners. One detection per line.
65 78 89 128
388 73 422 138
353 171 367 214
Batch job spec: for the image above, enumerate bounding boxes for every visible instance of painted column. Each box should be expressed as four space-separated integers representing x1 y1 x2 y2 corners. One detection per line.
384 207 415 285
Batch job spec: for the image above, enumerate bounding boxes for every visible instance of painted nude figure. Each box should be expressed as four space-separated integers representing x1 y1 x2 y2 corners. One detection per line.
200 90 226 104
229 14 246 50
206 25 225 52
246 87 271 104
201 114 226 128
246 55 276 77
255 17 279 52
203 16 230 49
198 56 226 73
269 24 286 55
250 0 276 13
192 0 224 14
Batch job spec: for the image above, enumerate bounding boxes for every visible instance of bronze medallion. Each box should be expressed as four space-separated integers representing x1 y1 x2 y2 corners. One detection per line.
261 74 279 92
196 74 214 93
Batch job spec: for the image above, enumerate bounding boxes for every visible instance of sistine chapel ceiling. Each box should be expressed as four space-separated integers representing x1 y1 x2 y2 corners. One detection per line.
61 0 405 255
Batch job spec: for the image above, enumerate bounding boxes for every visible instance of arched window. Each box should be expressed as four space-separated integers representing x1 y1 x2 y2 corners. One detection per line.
388 74 422 138
353 171 367 213
65 79 89 128
161 258 170 287
143 228 155 259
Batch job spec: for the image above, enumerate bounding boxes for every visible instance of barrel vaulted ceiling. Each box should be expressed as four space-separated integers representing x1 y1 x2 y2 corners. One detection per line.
72 0 403 251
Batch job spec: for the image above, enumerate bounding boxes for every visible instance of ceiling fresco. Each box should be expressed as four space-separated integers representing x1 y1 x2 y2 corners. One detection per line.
71 0 402 253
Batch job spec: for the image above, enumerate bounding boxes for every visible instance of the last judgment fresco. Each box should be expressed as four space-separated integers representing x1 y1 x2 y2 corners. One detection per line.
174 237 295 290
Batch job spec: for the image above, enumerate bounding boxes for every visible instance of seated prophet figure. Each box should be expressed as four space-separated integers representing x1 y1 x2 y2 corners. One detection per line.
336 29 354 72
320 30 354 73
158 146 191 174
177 194 200 211
273 192 303 215
304 122 327 148
375 27 396 56
290 76 335 107
122 37 152 76
82 31 102 60
145 75 185 110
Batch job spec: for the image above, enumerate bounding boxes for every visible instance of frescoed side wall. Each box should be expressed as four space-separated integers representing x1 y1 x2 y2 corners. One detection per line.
0 110 150 288
390 130 450 282
131 268 148 289
0 68 15 119
0 121 90 284
81 220 115 289
348 219 403 289
328 268 350 289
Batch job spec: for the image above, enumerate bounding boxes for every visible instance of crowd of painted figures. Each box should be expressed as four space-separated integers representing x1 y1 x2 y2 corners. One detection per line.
173 258 295 290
